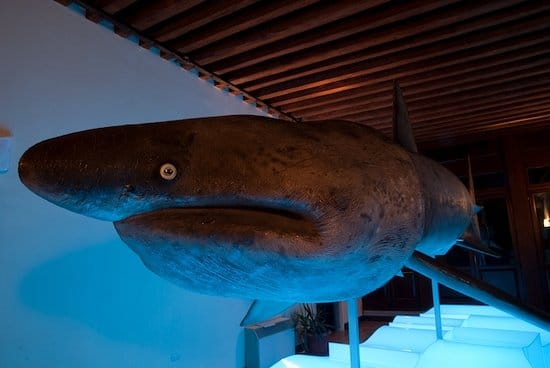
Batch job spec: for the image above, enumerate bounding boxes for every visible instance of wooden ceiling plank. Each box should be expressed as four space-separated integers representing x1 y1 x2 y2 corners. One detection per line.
301 95 392 121
241 1 548 90
412 90 550 123
271 84 369 107
147 0 259 42
231 0 532 86
266 26 550 106
403 70 550 109
301 51 550 120
200 0 454 69
164 0 319 50
307 83 550 123
281 86 390 113
192 0 394 65
298 79 548 121
364 104 550 132
360 111 550 143
311 82 550 123
272 39 549 112
282 71 549 127
84 8 103 23
339 91 550 124
415 119 550 147
256 14 550 100
88 0 138 14
335 66 550 122
284 52 549 116
117 0 204 30
414 119 550 144
413 110 550 139
413 98 550 127
272 51 548 110
411 85 550 116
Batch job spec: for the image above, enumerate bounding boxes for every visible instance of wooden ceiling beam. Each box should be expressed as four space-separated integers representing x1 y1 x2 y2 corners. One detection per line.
414 99 550 128
363 104 550 134
334 66 550 122
202 0 454 71
413 119 550 145
313 83 550 125
189 0 392 65
297 78 548 121
87 0 138 14
267 26 549 106
281 86 390 114
366 113 550 146
231 0 533 86
416 120 549 148
164 0 318 50
288 41 549 118
302 53 550 120
115 0 203 30
341 92 550 125
257 15 550 100
282 57 549 116
413 113 550 142
146 0 259 42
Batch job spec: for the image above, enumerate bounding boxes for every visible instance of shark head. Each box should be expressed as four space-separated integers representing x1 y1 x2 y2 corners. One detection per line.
19 123 192 221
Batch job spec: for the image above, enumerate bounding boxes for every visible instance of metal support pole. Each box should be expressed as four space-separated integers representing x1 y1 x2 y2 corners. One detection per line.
431 279 443 339
347 298 361 368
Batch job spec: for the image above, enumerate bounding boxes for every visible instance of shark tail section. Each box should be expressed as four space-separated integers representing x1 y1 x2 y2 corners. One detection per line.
406 251 550 331
240 300 295 327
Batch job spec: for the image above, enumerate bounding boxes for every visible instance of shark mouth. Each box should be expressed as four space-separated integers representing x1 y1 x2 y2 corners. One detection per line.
114 206 322 256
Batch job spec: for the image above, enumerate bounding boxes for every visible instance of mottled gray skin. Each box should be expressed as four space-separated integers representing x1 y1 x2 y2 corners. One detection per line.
18 115 474 303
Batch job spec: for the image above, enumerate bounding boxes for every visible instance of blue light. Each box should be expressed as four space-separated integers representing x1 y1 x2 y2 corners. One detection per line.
271 305 549 368
418 340 535 368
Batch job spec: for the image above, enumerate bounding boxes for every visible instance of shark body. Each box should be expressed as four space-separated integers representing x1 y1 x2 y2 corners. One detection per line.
18 86 550 329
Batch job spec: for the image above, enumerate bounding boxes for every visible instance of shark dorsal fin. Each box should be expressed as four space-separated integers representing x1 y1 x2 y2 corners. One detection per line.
393 81 418 153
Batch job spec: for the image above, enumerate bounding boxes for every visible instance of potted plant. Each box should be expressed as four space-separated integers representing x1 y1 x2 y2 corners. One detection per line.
293 304 332 356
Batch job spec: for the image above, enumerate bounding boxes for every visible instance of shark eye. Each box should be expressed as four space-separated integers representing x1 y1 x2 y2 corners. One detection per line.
160 163 177 180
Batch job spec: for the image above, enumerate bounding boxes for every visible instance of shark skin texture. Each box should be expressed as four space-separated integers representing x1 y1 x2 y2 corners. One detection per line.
18 86 550 329
19 117 429 300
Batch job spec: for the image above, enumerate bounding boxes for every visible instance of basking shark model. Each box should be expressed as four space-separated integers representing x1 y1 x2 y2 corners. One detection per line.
19 84 550 330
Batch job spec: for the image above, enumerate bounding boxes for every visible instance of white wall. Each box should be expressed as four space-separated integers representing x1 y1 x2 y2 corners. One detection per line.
0 1 267 367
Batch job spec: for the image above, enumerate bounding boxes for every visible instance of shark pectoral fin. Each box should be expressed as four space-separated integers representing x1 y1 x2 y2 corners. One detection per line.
406 251 550 331
240 300 296 327
456 223 502 258
392 81 418 153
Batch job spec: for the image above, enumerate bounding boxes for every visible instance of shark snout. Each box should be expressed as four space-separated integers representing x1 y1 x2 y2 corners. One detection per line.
19 139 62 200
18 135 128 221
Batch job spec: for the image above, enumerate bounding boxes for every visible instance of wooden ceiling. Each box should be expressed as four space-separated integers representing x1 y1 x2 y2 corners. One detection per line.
57 0 549 146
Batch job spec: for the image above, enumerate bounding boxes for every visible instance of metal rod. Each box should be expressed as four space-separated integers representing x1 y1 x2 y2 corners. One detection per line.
407 251 550 331
431 279 443 339
347 298 361 368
